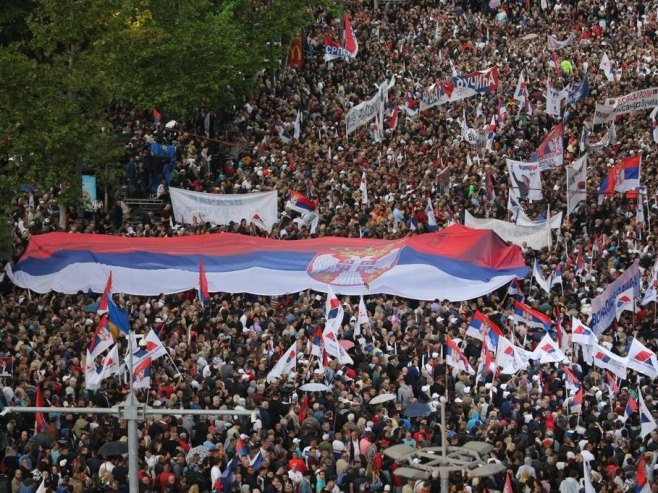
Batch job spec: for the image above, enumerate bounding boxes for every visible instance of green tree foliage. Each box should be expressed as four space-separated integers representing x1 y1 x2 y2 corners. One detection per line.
0 0 328 243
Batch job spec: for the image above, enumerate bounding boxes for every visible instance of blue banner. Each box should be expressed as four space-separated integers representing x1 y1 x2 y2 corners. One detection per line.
82 175 97 212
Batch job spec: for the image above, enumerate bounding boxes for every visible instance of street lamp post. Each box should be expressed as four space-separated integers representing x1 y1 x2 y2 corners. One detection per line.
384 398 505 493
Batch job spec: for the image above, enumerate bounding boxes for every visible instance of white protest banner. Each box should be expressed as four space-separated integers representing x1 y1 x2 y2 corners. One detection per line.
345 78 394 135
170 188 278 229
547 33 575 50
588 122 616 151
605 87 658 115
591 260 641 336
464 211 551 250
546 82 566 117
419 67 499 111
516 210 563 230
593 103 615 125
507 159 543 201
566 154 588 215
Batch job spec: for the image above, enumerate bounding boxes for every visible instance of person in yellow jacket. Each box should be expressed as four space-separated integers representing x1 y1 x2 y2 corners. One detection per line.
560 59 573 75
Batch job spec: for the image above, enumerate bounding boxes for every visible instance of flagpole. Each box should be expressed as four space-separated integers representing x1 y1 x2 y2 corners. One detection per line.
127 326 139 493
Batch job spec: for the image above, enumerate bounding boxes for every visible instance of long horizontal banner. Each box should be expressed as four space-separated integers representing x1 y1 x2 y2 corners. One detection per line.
419 67 499 111
464 211 551 251
594 87 658 124
170 188 278 230
6 225 528 300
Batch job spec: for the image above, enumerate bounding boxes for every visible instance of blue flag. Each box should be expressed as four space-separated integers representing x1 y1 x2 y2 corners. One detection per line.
105 293 130 338
566 75 589 106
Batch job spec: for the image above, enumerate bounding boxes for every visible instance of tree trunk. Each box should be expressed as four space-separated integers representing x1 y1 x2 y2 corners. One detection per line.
59 203 66 230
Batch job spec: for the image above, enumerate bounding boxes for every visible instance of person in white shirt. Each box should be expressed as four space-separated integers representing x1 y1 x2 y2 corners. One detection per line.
288 463 303 484
210 458 221 489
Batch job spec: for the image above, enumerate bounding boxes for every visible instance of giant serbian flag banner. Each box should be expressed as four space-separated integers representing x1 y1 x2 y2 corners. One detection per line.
5 225 528 300
420 67 499 111
170 188 278 230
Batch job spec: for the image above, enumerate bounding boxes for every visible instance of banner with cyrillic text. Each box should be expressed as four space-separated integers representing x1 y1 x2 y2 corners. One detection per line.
594 87 658 124
419 67 499 111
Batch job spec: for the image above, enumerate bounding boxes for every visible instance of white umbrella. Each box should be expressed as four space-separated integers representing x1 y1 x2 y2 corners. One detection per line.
369 393 396 405
299 382 329 392
165 120 177 129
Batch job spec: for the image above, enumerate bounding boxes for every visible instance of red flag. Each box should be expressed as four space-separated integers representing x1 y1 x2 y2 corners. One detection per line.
606 372 619 395
503 471 514 493
343 14 358 57
98 272 112 313
199 260 209 304
298 393 309 423
388 104 399 130
152 108 161 124
35 384 47 433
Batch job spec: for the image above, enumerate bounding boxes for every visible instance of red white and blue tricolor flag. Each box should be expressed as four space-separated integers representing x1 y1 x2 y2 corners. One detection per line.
466 310 503 349
236 435 249 457
132 356 152 390
7 226 529 300
571 386 583 413
562 364 581 393
621 392 638 423
513 300 552 331
446 336 475 374
88 313 113 360
598 156 641 203
606 371 619 397
97 272 113 314
286 190 318 214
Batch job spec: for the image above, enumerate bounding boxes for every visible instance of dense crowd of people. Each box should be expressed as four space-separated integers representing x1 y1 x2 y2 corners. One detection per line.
3 0 658 492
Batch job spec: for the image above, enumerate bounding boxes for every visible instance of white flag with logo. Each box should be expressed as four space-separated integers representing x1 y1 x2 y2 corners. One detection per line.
639 387 658 438
266 342 297 383
592 344 627 380
599 53 614 81
355 295 369 336
627 338 658 379
615 287 635 321
642 260 658 305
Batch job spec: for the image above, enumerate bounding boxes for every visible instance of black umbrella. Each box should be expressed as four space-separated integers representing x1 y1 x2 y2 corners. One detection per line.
403 403 432 418
97 440 128 457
